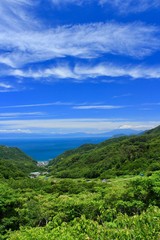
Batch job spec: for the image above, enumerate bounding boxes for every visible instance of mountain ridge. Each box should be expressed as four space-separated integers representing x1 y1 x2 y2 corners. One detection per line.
49 125 160 178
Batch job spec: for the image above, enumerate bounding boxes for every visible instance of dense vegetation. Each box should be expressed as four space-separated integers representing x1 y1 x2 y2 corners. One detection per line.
0 145 38 179
0 173 160 239
0 125 160 239
49 126 160 178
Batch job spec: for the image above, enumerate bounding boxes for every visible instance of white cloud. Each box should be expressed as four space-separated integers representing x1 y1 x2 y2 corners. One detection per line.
10 63 160 80
74 63 160 79
0 128 32 134
0 80 24 92
0 118 159 133
0 82 13 89
73 105 125 109
0 81 17 92
0 112 44 117
0 21 159 68
0 102 73 109
12 65 78 79
0 0 159 69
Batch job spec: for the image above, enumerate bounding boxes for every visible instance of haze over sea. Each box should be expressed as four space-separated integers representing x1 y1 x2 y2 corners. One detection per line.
0 137 106 162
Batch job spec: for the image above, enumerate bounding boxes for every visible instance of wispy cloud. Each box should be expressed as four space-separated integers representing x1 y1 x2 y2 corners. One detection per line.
0 21 159 68
73 105 125 109
0 82 13 89
0 129 32 134
74 63 160 79
10 63 160 80
0 101 73 109
0 112 44 118
12 65 78 79
0 0 159 70
0 81 16 92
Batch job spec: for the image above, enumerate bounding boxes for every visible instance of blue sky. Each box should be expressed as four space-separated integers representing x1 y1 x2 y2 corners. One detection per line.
0 0 160 135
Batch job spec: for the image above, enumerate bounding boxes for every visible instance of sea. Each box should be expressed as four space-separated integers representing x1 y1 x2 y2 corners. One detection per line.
0 137 106 162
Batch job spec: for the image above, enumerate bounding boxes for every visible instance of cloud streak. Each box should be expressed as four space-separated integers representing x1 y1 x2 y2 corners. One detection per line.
73 105 125 109
0 112 44 118
10 63 160 80
0 102 73 109
0 82 13 89
0 81 17 92
0 129 32 134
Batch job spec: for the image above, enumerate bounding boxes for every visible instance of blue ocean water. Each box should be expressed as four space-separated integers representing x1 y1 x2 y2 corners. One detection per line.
0 137 106 161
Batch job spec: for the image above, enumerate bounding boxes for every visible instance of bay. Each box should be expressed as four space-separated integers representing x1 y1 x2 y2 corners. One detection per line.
0 137 106 161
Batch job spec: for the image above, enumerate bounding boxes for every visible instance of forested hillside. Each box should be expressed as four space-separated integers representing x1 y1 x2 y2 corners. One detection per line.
0 145 38 179
0 126 160 239
49 126 160 178
1 172 160 240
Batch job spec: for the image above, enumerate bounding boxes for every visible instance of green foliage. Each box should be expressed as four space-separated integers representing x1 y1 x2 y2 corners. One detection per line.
8 206 160 240
0 182 20 236
0 172 159 239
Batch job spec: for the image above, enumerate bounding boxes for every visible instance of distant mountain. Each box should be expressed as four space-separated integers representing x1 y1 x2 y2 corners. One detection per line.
0 145 38 179
49 129 142 138
49 125 160 178
100 129 142 137
0 129 142 139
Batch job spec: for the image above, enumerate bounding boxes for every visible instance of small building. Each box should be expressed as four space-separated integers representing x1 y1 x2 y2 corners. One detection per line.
30 172 40 178
37 161 48 167
102 179 107 183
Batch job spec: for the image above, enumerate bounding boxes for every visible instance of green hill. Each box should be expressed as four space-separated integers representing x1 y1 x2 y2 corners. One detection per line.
144 125 160 135
0 145 38 179
49 126 160 178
